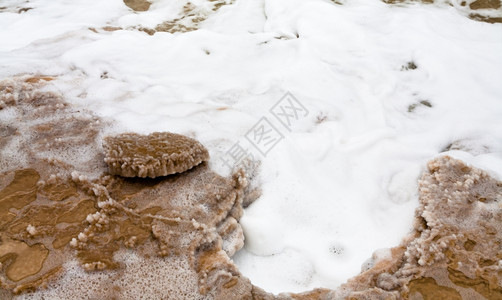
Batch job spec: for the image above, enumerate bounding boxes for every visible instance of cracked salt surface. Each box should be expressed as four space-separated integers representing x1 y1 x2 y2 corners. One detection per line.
1 0 502 295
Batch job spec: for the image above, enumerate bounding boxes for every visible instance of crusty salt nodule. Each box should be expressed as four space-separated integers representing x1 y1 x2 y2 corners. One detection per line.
103 132 210 178
123 0 151 12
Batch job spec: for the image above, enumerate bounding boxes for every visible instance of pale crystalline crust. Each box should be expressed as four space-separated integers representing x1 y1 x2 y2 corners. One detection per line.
332 156 502 300
103 132 210 178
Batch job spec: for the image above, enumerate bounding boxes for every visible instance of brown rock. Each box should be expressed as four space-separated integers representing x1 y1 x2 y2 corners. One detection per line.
123 0 151 12
103 132 209 178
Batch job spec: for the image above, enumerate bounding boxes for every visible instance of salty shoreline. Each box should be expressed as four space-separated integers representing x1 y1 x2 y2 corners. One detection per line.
1 0 502 298
0 76 501 299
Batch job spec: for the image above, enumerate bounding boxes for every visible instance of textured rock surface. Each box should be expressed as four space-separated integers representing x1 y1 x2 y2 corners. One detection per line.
103 132 209 178
0 78 257 298
333 156 502 299
123 0 151 12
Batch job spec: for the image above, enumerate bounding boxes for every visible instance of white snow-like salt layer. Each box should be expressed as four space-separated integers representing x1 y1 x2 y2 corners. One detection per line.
1 0 502 294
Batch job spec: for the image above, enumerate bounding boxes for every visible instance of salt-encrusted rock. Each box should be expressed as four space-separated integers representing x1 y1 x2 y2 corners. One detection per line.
123 0 151 12
103 132 209 178
332 156 502 299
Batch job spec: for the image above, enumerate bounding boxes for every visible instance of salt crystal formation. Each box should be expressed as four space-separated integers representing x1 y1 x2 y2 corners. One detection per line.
0 77 261 299
103 132 209 178
333 156 502 299
0 76 106 177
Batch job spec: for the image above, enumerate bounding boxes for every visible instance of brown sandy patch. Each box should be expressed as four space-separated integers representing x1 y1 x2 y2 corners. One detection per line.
102 26 122 32
468 14 502 22
139 0 234 35
0 4 33 14
0 235 49 282
78 1 234 35
382 0 502 23
469 0 502 10
0 76 106 176
102 1 235 35
408 277 462 299
123 0 151 12
381 0 433 4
